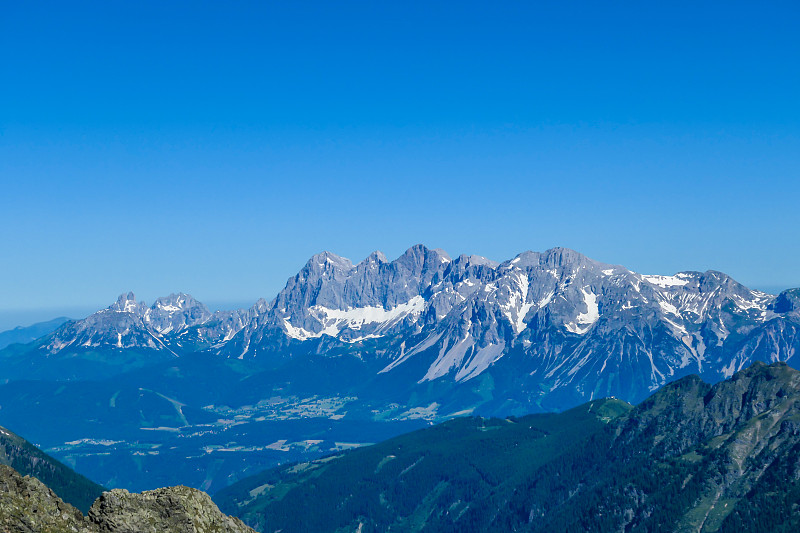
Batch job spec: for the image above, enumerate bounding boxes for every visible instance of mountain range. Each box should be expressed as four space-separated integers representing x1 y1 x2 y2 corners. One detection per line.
0 245 798 494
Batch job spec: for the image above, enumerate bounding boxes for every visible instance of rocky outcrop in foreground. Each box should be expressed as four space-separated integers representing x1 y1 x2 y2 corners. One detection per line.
0 465 253 533
0 465 87 532
88 487 254 533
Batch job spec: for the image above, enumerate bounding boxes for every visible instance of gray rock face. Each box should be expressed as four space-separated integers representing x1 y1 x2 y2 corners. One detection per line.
0 464 89 533
220 245 797 408
43 293 179 355
88 487 254 533
42 293 217 355
770 288 800 314
176 299 269 351
43 309 165 354
145 294 213 336
0 465 254 533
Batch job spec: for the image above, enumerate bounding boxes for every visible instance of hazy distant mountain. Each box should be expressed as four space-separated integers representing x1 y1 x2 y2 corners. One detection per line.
0 292 264 381
216 362 800 533
0 316 70 350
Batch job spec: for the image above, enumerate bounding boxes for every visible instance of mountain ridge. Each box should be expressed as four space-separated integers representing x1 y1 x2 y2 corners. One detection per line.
10 245 795 411
0 316 71 350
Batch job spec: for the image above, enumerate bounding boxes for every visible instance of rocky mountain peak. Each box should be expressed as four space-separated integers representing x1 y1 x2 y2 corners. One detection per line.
0 464 89 532
152 292 201 309
146 293 212 335
14 245 799 416
454 254 498 268
539 246 596 268
431 248 451 262
363 250 388 264
395 244 450 273
770 288 800 314
109 292 147 315
303 251 354 274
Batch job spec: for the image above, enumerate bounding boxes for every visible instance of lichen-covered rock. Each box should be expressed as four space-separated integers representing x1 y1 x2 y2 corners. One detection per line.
0 463 254 533
0 464 92 532
88 486 254 533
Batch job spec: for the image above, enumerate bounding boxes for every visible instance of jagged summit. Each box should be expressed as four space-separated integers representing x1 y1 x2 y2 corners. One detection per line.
456 253 498 268
109 291 146 314
222 245 798 406
770 288 800 313
430 247 451 262
364 250 388 264
302 251 353 273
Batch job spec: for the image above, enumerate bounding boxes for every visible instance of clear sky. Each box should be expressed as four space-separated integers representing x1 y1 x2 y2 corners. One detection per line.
1 1 799 328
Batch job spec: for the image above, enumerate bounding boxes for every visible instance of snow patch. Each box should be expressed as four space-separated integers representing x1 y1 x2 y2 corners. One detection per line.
538 291 555 308
658 300 680 316
320 296 425 328
565 289 600 335
283 296 426 341
642 274 689 288
499 271 533 334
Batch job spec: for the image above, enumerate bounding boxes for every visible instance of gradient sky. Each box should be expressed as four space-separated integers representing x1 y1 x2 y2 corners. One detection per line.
1 1 799 329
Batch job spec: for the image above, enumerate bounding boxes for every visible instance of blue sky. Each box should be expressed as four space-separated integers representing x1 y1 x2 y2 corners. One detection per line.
1 1 799 328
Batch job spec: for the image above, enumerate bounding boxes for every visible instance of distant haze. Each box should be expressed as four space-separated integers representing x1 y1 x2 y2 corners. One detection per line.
0 300 259 332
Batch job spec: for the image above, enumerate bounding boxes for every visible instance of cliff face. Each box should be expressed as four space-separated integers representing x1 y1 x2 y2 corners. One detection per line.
0 464 89 533
0 465 254 533
88 487 254 533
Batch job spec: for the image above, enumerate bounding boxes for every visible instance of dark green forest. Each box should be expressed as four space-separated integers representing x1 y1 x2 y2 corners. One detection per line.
217 363 800 533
